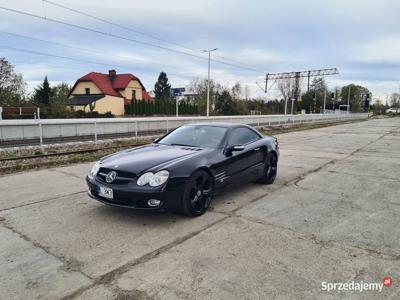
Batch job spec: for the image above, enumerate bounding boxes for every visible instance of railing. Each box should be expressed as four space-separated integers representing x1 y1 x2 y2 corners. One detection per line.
0 113 368 148
0 106 40 120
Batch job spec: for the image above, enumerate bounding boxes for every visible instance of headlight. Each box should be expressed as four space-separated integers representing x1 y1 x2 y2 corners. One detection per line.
137 170 169 187
137 172 154 186
89 161 101 177
149 170 170 187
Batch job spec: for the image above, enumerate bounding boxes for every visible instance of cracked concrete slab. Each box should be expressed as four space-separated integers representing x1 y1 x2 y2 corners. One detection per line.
0 169 86 211
116 217 400 299
0 226 91 300
49 162 93 179
71 285 115 300
1 117 400 299
0 193 226 278
237 185 400 257
296 170 400 204
325 155 400 180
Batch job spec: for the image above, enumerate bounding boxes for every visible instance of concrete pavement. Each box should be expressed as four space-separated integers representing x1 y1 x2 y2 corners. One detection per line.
1 117 399 299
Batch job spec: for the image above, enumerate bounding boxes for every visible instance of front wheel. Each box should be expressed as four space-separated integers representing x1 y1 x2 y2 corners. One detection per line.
181 170 214 217
258 153 277 184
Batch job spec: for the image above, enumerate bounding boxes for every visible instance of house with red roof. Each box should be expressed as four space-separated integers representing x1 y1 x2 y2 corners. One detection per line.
66 70 152 116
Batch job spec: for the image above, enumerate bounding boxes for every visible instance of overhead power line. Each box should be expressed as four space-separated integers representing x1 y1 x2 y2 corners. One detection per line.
0 30 178 70
0 5 264 73
42 0 265 72
42 0 195 53
0 45 195 80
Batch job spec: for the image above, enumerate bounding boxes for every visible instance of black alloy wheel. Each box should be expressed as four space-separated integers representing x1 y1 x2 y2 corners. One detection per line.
182 170 214 217
259 153 277 184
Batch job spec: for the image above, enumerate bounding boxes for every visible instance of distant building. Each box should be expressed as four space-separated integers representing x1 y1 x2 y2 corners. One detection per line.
66 70 151 116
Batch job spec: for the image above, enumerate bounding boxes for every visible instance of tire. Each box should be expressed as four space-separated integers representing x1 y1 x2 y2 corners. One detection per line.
258 153 277 184
181 170 214 217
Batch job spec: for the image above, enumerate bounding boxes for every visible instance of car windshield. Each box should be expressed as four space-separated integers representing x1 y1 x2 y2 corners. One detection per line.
158 125 227 148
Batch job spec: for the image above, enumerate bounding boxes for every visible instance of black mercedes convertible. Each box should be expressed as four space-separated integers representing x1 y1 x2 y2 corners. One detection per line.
87 122 279 217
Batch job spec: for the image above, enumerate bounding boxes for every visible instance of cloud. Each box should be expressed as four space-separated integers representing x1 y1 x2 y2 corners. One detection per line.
1 0 399 99
356 35 400 65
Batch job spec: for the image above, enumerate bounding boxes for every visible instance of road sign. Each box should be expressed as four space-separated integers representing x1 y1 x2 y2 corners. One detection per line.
171 88 186 97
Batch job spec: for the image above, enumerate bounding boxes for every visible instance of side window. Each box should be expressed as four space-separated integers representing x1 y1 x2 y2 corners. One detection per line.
228 128 260 145
85 88 90 94
132 90 136 100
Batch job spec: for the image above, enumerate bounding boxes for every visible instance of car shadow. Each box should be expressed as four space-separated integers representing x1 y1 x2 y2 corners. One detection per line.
89 181 274 223
91 203 188 226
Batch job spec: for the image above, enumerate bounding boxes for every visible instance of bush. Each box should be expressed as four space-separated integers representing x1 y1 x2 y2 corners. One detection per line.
124 100 198 116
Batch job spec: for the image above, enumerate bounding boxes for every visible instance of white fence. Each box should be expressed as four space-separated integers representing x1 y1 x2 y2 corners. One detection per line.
0 113 368 147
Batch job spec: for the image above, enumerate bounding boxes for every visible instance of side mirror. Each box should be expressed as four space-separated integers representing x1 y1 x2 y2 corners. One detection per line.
225 144 245 156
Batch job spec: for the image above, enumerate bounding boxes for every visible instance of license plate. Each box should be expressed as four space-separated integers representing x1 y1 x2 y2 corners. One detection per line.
99 186 113 199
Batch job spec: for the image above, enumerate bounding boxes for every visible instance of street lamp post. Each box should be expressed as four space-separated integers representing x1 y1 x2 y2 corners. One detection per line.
203 48 217 117
347 85 351 114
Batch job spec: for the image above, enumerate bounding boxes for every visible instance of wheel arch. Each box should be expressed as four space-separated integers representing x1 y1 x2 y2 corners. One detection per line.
193 167 216 189
268 150 278 160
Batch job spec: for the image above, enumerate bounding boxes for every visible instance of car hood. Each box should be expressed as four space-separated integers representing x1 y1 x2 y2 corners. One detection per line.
100 144 206 175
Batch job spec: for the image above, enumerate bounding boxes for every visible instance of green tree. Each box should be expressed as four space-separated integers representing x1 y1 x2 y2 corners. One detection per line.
0 57 26 106
154 71 171 101
187 78 223 115
340 84 370 112
33 76 52 107
370 99 387 115
215 90 236 115
51 82 70 104
299 78 328 113
47 82 71 118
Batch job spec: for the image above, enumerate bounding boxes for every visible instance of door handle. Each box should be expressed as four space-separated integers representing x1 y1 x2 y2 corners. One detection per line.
254 147 260 151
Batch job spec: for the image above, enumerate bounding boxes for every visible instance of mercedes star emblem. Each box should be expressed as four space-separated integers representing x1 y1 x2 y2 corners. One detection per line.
106 171 117 183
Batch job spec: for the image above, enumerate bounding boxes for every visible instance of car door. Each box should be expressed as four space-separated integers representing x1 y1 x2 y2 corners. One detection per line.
225 127 264 183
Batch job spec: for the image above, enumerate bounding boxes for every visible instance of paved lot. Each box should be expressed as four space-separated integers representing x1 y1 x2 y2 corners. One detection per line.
1 117 399 299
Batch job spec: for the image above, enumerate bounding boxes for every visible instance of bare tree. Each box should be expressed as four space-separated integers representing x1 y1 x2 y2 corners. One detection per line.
187 78 222 114
0 58 26 105
389 93 400 108
278 78 295 114
244 85 251 101
231 82 242 100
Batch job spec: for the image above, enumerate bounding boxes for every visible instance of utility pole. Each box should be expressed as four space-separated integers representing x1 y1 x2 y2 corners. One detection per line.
313 92 317 113
323 88 327 114
203 48 218 117
291 98 294 115
176 96 178 117
347 85 351 114
284 98 288 115
284 79 291 115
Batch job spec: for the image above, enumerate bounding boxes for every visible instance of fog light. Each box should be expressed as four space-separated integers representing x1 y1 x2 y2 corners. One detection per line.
147 199 161 207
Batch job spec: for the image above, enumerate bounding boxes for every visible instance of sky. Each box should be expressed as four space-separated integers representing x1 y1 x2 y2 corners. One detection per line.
0 0 399 102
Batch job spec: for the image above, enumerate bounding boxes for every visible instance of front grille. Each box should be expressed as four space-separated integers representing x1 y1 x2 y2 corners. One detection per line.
96 168 136 185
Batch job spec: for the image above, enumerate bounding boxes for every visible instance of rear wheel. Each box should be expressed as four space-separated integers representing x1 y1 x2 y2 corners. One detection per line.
181 170 214 217
259 153 277 184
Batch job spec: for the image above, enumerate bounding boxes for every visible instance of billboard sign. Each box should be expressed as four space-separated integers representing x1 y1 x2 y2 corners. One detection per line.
171 88 186 97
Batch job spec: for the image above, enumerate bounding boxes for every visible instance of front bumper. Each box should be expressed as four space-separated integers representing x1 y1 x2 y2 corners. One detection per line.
86 176 186 211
